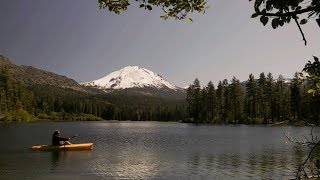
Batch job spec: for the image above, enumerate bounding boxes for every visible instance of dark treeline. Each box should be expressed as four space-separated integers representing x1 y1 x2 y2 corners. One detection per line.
30 85 115 120
30 86 187 122
102 93 187 121
186 72 320 125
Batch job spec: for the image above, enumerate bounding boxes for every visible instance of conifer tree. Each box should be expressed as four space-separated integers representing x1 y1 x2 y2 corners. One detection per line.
266 73 275 122
257 73 268 123
206 81 218 122
230 77 244 124
222 79 231 123
245 74 257 123
290 72 302 119
200 86 208 123
186 78 201 123
216 81 225 122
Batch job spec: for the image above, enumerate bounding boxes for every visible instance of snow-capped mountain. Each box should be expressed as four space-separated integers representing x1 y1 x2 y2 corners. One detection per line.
82 66 180 91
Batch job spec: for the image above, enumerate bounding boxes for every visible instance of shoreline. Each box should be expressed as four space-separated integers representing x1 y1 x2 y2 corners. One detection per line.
0 119 316 127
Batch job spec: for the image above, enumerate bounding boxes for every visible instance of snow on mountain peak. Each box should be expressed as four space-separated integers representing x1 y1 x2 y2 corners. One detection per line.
82 66 179 90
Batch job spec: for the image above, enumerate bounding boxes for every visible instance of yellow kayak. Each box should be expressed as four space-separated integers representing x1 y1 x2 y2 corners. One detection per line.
31 143 93 151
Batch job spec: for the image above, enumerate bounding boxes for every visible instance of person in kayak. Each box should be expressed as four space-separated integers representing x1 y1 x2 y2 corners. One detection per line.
52 130 72 146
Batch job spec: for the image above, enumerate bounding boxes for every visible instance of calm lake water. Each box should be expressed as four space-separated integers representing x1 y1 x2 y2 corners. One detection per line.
0 121 319 180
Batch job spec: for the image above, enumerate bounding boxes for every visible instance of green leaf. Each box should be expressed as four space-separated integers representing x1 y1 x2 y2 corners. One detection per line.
251 13 259 18
300 19 308 25
307 89 316 94
146 5 152 11
255 0 263 8
316 18 320 28
271 18 279 29
279 19 284 26
286 16 291 23
188 18 193 22
260 16 269 26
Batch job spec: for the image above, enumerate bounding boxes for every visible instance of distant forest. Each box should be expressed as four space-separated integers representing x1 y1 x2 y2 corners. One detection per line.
186 73 320 125
0 66 319 125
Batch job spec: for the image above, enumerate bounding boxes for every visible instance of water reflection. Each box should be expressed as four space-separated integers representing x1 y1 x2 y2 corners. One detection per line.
177 148 304 179
89 148 163 179
50 151 61 170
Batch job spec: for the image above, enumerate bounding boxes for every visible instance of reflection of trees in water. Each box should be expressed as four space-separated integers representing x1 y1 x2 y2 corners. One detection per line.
205 154 215 171
259 152 276 176
183 148 307 179
248 153 257 175
50 151 61 170
293 145 305 167
90 145 310 179
230 154 241 172
50 151 68 171
189 153 200 167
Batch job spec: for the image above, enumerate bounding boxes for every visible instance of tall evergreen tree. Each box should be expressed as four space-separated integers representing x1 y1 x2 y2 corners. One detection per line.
206 81 218 122
200 86 208 123
216 81 225 123
186 78 201 123
274 75 291 121
222 79 231 123
245 74 257 123
266 73 275 122
230 77 244 124
290 72 302 119
257 73 268 123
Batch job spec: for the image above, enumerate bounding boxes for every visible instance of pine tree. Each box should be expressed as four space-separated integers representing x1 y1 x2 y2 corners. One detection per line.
274 75 290 121
266 73 275 122
257 73 268 123
222 79 231 123
290 72 302 119
186 78 201 123
200 86 208 123
216 81 225 123
245 74 257 123
230 77 244 124
206 81 218 123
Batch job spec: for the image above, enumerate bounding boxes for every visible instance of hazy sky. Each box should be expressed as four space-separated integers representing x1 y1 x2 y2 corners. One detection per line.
0 0 319 87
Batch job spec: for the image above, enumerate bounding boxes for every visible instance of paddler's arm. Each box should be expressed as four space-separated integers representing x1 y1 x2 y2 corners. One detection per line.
58 137 70 141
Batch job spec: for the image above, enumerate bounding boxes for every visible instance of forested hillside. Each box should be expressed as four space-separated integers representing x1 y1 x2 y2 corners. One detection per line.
0 67 34 121
0 54 188 122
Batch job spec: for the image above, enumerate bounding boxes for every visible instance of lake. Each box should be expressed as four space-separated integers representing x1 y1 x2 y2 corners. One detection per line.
0 121 318 179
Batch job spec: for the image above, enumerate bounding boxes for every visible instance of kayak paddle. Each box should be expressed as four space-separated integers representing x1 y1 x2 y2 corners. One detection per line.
70 133 79 140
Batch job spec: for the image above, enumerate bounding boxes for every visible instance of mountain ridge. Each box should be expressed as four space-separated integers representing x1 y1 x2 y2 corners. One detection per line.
0 54 87 92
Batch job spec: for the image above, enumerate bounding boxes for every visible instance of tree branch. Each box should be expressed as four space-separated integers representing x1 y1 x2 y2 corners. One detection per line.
293 16 307 46
285 124 320 179
296 140 320 179
255 6 320 17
